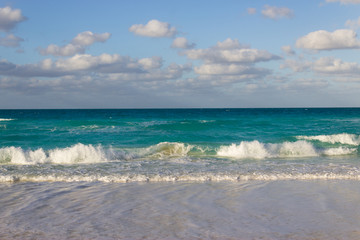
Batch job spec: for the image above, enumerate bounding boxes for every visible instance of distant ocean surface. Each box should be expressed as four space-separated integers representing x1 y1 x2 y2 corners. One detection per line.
1 108 360 239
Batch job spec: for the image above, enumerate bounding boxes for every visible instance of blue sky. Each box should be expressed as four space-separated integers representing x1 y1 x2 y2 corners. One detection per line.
1 0 360 108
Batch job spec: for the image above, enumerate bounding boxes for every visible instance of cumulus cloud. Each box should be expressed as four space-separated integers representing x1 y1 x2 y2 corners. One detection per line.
72 31 111 46
39 31 111 56
0 6 26 32
171 37 195 49
296 29 360 50
214 38 249 49
280 59 312 72
106 63 192 82
261 5 294 19
138 56 163 69
281 55 360 80
182 39 278 85
313 57 360 75
129 19 177 38
326 0 360 4
0 33 23 47
0 53 190 81
194 63 270 77
185 47 279 64
39 44 85 57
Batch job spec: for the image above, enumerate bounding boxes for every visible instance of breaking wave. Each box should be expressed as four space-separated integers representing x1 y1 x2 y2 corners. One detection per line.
0 138 358 165
296 133 360 146
0 118 14 121
216 140 357 159
0 144 113 165
0 142 200 165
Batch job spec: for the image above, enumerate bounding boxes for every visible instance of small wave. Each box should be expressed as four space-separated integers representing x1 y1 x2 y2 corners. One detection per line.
2 172 360 183
145 142 194 159
80 125 101 130
0 118 14 121
296 133 360 146
199 120 215 123
217 140 357 159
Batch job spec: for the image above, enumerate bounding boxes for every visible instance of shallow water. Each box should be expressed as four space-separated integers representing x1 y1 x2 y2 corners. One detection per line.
1 180 360 239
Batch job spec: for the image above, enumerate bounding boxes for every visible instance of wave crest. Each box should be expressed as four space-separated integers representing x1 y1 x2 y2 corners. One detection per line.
0 118 14 121
217 140 356 159
146 142 194 159
296 133 360 146
0 144 112 165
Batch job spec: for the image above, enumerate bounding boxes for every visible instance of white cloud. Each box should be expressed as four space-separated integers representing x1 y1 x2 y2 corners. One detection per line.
0 53 190 81
280 59 311 72
171 37 195 49
184 39 278 64
185 48 279 64
195 64 252 75
129 19 177 38
247 8 257 15
214 38 249 49
182 39 277 85
0 33 23 47
281 56 360 80
53 54 121 71
39 31 111 56
281 45 295 55
261 5 294 20
326 0 360 4
138 56 163 69
106 63 192 82
313 57 360 75
0 6 26 32
194 63 270 77
296 29 360 50
72 31 111 46
345 17 360 30
39 44 85 57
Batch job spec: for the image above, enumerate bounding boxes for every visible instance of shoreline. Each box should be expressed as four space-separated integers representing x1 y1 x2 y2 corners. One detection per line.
1 180 360 239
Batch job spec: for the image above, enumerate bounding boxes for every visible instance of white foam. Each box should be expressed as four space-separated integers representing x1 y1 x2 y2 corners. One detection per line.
0 147 27 164
0 118 14 121
297 133 360 146
2 172 360 183
0 142 197 165
322 147 357 156
270 141 318 157
0 144 113 165
216 140 356 159
48 144 108 164
0 140 357 165
217 141 269 159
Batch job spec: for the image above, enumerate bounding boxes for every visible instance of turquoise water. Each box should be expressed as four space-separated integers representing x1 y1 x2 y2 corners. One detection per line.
1 108 360 182
2 108 360 239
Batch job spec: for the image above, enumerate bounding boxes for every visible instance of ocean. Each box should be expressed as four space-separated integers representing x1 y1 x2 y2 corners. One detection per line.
1 108 360 239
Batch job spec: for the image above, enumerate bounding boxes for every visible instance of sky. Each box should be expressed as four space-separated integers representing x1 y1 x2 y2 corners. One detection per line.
1 0 360 108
